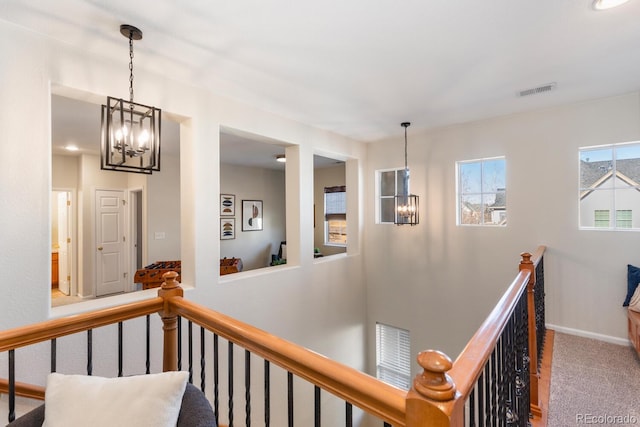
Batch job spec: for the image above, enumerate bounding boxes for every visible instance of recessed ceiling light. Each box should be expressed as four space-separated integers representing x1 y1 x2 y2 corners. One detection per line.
275 154 286 163
65 144 79 152
592 0 630 10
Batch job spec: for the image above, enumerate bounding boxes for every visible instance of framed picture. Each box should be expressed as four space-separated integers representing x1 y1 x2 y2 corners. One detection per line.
242 200 263 231
220 194 235 216
220 218 235 240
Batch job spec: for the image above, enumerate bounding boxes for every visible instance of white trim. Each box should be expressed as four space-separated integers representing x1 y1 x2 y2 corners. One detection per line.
547 323 630 347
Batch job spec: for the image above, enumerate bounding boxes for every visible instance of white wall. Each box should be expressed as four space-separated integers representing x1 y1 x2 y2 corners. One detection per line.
219 163 286 270
146 153 181 263
0 21 367 425
365 92 640 378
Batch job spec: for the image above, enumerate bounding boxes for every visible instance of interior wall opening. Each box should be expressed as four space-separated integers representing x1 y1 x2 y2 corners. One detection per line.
313 154 347 257
219 128 291 274
51 90 181 307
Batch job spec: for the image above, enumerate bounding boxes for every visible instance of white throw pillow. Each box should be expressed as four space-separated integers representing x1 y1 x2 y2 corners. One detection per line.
629 285 640 312
42 371 189 427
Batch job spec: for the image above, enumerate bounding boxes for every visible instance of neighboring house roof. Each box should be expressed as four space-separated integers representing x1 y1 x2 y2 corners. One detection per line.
489 188 506 210
580 159 640 200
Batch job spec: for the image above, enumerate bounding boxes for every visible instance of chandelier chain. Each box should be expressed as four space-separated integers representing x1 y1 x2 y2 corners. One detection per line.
128 32 134 104
404 125 408 171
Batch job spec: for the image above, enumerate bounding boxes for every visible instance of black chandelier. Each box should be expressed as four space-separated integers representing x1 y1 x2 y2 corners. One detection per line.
394 122 419 225
101 24 161 174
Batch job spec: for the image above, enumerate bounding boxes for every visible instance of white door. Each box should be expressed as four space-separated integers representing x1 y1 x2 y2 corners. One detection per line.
96 189 126 296
56 191 71 295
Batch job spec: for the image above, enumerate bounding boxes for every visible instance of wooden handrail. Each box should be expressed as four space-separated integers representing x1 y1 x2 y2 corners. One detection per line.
0 379 44 400
0 298 163 352
406 245 546 426
531 245 546 267
448 270 530 398
0 245 547 427
169 296 408 426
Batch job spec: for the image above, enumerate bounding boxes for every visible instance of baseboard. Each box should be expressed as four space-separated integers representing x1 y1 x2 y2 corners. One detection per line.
546 323 629 347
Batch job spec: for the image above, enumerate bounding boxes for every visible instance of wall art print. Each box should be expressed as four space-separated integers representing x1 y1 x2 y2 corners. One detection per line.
220 218 235 240
220 194 235 216
242 200 263 231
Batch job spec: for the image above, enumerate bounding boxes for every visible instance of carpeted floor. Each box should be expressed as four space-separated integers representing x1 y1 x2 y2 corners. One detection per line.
548 332 640 426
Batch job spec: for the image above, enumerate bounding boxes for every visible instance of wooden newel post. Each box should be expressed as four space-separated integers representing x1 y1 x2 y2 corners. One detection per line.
519 252 542 417
406 350 461 427
158 271 183 372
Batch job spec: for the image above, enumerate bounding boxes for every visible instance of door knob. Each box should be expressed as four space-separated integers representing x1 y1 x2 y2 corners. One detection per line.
97 246 103 251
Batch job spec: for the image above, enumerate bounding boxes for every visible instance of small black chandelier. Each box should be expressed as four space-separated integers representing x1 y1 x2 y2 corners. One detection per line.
101 24 161 174
394 122 419 225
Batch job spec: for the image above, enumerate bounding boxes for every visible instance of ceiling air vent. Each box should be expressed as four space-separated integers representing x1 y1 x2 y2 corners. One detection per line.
517 82 557 98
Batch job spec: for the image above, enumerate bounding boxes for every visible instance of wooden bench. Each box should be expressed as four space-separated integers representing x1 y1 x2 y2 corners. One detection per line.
629 309 640 357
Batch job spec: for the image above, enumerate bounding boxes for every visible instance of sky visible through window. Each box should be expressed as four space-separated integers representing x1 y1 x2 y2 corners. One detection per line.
458 157 506 226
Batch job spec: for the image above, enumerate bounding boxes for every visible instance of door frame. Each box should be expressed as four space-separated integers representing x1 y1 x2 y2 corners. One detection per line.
127 187 146 292
52 188 77 298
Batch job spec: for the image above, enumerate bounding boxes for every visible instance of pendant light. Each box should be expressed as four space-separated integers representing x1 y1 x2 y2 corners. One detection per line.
101 24 161 174
394 122 419 225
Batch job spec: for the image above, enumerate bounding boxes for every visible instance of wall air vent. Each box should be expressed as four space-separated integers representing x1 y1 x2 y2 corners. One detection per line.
517 82 557 98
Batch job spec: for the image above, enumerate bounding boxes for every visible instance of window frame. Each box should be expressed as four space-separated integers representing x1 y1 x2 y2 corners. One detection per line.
323 187 347 247
375 322 411 390
376 168 409 224
455 156 507 227
579 142 640 231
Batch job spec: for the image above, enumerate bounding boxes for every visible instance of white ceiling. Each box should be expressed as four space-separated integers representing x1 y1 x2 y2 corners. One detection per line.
5 0 640 144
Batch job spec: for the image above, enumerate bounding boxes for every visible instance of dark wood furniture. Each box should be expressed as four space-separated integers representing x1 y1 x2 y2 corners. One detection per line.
134 260 181 290
220 257 243 275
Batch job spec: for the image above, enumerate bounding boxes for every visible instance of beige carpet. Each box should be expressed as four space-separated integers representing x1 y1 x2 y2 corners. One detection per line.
548 332 640 426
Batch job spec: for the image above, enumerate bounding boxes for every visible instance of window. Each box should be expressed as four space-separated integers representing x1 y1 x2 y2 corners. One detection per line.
375 323 411 390
456 157 506 226
580 143 640 230
376 168 408 224
617 210 632 228
324 186 346 245
594 210 610 227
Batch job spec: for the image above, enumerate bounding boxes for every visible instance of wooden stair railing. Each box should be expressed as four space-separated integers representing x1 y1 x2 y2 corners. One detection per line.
1 246 546 426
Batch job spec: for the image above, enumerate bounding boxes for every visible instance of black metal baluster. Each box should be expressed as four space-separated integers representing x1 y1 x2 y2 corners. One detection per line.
177 316 182 371
229 342 234 427
145 315 151 374
504 316 516 427
213 334 220 426
535 257 546 363
50 338 57 373
264 360 270 427
345 402 352 427
484 364 491 427
200 327 206 391
491 350 497 427
118 321 123 377
87 329 93 375
469 388 476 427
314 386 320 427
188 320 193 384
520 292 531 424
383 423 392 427
287 371 293 427
497 334 505 427
478 372 484 427
8 349 15 423
245 350 251 427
